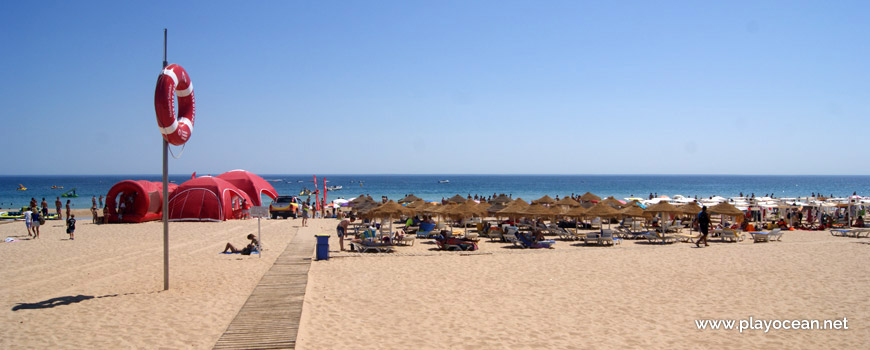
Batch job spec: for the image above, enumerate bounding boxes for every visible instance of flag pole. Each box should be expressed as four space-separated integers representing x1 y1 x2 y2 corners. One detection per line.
162 28 170 291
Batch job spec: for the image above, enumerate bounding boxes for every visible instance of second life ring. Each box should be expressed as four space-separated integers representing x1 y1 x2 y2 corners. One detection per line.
154 64 195 146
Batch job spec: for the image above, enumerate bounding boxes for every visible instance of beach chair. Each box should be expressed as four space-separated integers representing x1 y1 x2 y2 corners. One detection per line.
675 232 701 243
830 229 849 237
643 231 676 244
720 229 744 243
550 225 579 241
749 231 770 243
350 241 395 253
416 222 437 238
514 232 555 249
503 227 520 246
767 228 783 241
435 237 479 251
486 227 504 242
598 229 620 246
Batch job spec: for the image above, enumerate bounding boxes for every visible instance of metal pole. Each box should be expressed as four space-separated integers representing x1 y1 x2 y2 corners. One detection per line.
162 28 170 291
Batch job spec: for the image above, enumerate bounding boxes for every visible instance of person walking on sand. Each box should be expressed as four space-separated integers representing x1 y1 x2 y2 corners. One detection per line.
24 208 34 238
65 199 71 221
31 209 41 239
696 206 711 247
55 197 62 218
301 203 310 227
337 217 354 251
66 214 76 240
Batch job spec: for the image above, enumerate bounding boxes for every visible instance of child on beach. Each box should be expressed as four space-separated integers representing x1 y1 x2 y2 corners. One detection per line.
66 214 76 240
24 209 33 238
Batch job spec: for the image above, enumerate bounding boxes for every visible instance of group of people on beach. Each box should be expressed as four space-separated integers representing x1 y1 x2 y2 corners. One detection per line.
21 196 75 240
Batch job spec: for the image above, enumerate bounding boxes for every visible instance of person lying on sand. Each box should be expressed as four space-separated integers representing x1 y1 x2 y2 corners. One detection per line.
223 234 259 255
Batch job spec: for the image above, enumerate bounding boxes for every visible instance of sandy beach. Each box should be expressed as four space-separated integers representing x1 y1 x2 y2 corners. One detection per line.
2 216 869 349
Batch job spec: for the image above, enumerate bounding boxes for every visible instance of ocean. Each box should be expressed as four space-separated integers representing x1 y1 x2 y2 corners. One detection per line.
1 174 868 210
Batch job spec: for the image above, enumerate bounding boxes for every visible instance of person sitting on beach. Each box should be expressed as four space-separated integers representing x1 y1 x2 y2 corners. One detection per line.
531 226 546 242
223 234 259 255
853 216 864 228
777 219 789 229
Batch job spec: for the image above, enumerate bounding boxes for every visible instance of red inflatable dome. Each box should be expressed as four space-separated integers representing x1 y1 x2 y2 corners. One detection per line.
168 177 252 221
216 170 278 206
106 180 177 223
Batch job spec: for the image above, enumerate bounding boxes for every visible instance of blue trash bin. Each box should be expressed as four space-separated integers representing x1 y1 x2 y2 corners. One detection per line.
315 234 330 260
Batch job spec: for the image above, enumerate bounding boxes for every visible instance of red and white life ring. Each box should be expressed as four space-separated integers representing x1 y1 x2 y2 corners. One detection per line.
154 64 195 146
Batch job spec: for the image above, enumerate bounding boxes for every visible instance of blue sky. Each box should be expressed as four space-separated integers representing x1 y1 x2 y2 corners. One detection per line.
1 1 867 175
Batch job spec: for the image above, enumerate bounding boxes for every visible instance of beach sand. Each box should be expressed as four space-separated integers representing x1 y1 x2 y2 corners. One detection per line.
0 214 305 349
296 226 870 349
2 216 869 349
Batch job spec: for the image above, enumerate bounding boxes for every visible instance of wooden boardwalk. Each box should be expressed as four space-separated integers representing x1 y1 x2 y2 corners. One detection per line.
213 230 315 350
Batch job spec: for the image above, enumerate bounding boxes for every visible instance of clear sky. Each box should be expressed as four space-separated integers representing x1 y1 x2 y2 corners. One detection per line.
1 1 867 175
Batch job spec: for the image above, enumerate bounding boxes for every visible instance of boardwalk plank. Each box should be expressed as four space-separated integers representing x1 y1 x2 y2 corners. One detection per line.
213 229 314 350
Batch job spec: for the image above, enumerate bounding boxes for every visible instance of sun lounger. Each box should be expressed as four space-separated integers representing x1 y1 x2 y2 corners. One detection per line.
503 227 520 246
749 231 770 243
643 231 676 244
435 237 479 251
514 232 555 249
350 241 395 253
720 229 744 243
767 228 783 241
416 222 437 238
675 232 701 243
584 229 620 246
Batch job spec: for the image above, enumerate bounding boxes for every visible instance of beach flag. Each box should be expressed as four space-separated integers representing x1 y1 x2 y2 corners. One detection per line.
323 178 328 214
191 172 196 180
313 175 320 211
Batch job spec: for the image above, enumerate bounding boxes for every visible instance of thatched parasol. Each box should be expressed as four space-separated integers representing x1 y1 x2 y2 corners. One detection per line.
618 205 645 218
554 197 581 207
447 194 467 203
498 200 530 217
349 195 374 207
367 200 410 218
584 202 620 229
532 195 556 205
398 194 422 204
643 201 682 214
491 194 511 205
404 199 427 210
599 196 624 209
522 203 557 218
486 203 507 216
580 192 601 202
680 202 702 215
585 202 621 218
708 202 744 217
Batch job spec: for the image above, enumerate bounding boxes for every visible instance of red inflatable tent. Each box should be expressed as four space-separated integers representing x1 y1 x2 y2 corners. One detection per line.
168 177 252 221
106 180 177 223
216 170 278 206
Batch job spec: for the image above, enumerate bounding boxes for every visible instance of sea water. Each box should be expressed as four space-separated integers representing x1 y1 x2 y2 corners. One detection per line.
1 174 868 210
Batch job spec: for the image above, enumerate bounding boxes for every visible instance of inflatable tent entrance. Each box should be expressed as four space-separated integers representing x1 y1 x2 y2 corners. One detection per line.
216 170 278 206
106 180 177 223
168 176 252 222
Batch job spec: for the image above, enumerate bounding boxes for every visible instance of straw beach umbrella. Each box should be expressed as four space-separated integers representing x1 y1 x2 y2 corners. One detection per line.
585 202 620 229
398 194 422 204
532 195 556 205
599 196 624 209
367 200 410 234
708 202 744 217
680 202 702 216
491 194 511 205
555 197 581 207
565 205 588 234
580 192 601 202
644 201 683 230
447 194 467 204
